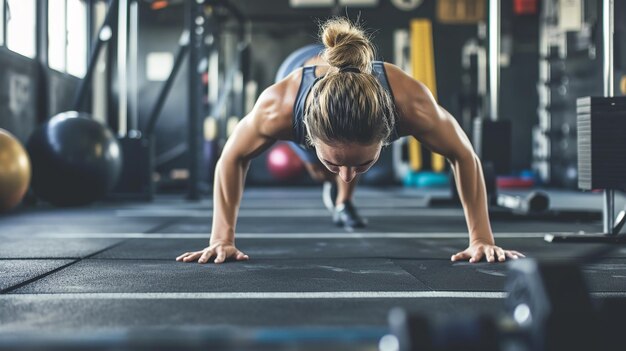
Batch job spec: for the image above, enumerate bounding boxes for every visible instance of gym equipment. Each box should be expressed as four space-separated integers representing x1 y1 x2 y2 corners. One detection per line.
112 135 154 200
387 257 625 351
393 19 446 184
43 0 125 202
459 28 488 133
266 143 304 181
27 112 123 207
576 96 626 190
533 0 604 187
445 162 550 216
57 0 153 201
546 0 626 243
408 19 445 174
184 0 207 200
466 0 510 179
0 129 31 212
114 1 247 199
473 119 512 176
119 8 232 197
403 172 449 188
544 96 626 242
496 176 534 189
496 191 550 214
116 28 191 200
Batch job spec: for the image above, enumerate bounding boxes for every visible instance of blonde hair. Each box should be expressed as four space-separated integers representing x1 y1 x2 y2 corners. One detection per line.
305 17 396 147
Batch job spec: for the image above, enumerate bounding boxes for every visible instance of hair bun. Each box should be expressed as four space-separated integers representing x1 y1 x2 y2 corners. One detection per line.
320 18 375 74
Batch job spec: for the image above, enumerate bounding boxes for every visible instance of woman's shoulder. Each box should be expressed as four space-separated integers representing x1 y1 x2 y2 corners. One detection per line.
381 62 442 135
252 69 303 139
381 62 436 107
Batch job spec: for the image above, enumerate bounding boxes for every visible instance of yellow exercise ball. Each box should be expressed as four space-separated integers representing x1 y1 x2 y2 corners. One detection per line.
0 128 31 212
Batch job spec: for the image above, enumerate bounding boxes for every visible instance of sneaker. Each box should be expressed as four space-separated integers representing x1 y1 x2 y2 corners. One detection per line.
322 181 337 213
333 200 367 228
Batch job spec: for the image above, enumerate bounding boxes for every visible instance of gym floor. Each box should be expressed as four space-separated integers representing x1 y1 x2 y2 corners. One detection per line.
1 187 626 349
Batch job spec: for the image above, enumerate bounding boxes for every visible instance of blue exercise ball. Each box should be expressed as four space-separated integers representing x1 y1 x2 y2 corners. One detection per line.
27 111 123 206
275 44 325 83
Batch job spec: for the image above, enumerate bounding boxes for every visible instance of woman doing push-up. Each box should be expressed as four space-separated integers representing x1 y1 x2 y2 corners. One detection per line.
176 17 524 265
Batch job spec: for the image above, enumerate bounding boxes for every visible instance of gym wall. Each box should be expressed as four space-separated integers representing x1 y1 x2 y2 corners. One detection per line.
0 48 78 144
0 49 38 143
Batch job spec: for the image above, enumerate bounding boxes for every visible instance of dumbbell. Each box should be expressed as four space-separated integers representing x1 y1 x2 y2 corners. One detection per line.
496 191 550 214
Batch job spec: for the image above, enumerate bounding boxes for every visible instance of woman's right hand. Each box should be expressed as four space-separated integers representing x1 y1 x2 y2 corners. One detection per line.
176 241 249 264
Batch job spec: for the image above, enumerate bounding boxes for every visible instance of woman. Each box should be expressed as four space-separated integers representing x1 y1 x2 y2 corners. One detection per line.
275 43 369 229
176 18 524 265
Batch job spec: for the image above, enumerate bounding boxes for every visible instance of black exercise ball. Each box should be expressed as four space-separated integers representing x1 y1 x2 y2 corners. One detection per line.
27 111 123 206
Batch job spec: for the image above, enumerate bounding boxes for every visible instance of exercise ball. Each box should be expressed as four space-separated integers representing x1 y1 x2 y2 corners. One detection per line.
27 111 123 206
0 129 31 212
275 44 325 83
267 143 304 181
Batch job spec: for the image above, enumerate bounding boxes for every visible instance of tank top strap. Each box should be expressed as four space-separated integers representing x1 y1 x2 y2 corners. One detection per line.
292 66 320 147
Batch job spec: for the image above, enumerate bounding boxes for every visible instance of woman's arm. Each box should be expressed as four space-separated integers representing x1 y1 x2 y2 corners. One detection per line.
386 64 524 263
177 80 294 264
210 107 277 248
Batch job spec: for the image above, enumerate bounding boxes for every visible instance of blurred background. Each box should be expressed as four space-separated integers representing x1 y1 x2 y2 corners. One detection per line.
0 0 624 207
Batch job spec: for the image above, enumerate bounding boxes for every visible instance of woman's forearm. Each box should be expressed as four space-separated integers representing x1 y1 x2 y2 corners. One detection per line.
451 152 495 244
210 157 249 244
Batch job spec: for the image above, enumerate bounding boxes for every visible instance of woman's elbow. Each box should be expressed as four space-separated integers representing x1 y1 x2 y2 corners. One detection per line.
449 148 477 166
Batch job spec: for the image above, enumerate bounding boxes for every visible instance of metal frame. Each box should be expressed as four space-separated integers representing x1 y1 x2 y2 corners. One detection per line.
117 0 128 135
601 0 615 234
62 0 68 71
86 0 95 56
73 0 118 112
85 0 95 110
125 0 247 200
186 0 205 200
36 0 49 122
488 0 499 121
105 0 117 131
128 0 138 132
36 0 48 64
1 0 6 45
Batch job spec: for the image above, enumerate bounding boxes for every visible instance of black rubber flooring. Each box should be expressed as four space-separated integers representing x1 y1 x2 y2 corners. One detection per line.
0 187 624 350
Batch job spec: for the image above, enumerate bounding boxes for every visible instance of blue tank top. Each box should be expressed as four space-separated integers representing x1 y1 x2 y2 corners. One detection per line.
292 61 400 148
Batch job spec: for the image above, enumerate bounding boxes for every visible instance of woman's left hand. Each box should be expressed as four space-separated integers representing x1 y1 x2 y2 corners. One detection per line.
451 241 525 263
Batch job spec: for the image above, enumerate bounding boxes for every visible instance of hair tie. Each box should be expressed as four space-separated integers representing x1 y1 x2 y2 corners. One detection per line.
339 66 361 74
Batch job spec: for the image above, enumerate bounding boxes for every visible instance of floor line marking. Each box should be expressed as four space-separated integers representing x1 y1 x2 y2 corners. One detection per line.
0 291 505 299
3 291 626 300
114 209 463 218
122 202 432 210
24 233 549 239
